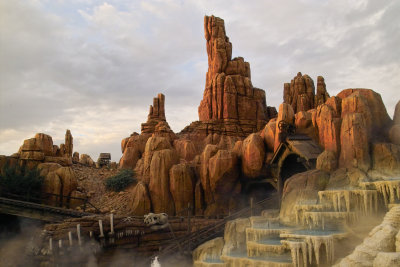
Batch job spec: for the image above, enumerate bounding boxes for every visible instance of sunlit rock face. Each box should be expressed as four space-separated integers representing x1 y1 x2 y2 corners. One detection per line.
283 73 330 113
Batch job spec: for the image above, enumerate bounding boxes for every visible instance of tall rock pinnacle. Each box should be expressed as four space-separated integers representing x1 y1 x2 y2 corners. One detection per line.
198 15 276 135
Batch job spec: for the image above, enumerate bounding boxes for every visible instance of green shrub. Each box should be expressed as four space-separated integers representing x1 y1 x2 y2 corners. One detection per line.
0 165 44 201
105 169 136 192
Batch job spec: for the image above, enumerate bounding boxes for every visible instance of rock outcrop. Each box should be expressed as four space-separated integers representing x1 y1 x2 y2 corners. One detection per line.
241 133 265 178
284 73 329 113
169 163 195 214
183 15 276 142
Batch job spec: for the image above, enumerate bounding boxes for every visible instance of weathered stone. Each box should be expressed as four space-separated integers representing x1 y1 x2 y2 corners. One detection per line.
274 103 295 151
260 119 276 151
142 136 172 183
129 182 151 216
339 89 391 139
44 156 72 166
79 154 95 167
284 72 329 113
194 180 205 216
64 130 73 157
315 104 341 154
173 139 197 162
222 218 251 255
19 151 45 161
371 143 400 176
326 168 367 189
316 150 337 173
295 111 312 129
339 113 370 172
200 144 219 205
72 152 79 163
280 170 329 224
148 149 178 214
34 133 54 156
241 133 265 178
193 237 224 265
169 163 195 215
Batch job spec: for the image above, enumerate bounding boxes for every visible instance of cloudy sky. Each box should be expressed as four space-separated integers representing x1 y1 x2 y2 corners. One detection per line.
1 0 399 162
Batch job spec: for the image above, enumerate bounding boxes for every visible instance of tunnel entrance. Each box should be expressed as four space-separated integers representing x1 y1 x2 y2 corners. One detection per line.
280 154 308 186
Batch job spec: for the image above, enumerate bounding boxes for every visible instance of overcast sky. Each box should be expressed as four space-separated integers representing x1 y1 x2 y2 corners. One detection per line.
1 0 399 162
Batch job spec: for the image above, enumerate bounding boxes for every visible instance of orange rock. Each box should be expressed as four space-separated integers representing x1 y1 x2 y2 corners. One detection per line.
325 96 342 117
79 154 95 167
241 133 265 178
148 149 178 214
194 181 205 216
34 133 54 156
295 111 312 129
200 144 219 205
206 149 239 215
173 139 197 162
316 150 338 172
72 152 79 163
260 119 276 152
274 103 295 151
283 73 329 113
169 163 195 215
64 130 73 157
142 136 172 182
129 182 151 215
339 89 391 138
197 15 274 136
339 113 370 172
315 104 341 154
44 156 72 166
19 151 45 161
371 143 400 176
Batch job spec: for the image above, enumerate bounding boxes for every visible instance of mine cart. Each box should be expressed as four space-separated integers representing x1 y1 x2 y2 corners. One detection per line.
97 153 111 168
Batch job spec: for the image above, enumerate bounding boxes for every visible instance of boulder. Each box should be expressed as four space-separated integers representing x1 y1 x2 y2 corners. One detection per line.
194 180 205 216
129 182 151 215
72 152 79 163
119 134 150 170
142 136 172 183
274 103 295 151
326 168 367 189
34 133 54 156
339 113 370 172
260 119 276 151
316 150 337 173
79 154 95 167
222 218 251 255
280 170 329 224
315 104 341 154
373 252 400 267
173 139 197 162
339 89 391 139
200 144 219 205
208 150 239 199
148 149 178 214
371 143 400 176
169 163 195 215
295 111 312 129
241 133 265 178
55 167 78 197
